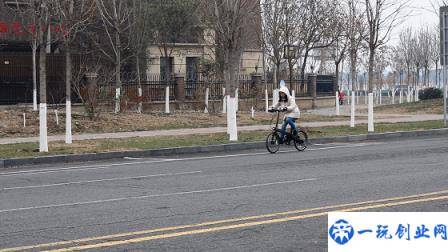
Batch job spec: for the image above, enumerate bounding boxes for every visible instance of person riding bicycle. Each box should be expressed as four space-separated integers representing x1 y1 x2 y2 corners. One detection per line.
271 85 301 144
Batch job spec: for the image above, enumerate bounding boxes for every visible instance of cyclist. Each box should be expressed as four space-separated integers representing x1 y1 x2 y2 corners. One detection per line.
271 85 301 144
338 90 345 105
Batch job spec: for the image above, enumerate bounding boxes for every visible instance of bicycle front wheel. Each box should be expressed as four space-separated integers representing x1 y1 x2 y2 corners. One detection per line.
294 130 308 152
266 132 280 154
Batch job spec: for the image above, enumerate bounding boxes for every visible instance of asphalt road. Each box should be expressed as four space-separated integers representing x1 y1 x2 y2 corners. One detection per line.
1 136 448 251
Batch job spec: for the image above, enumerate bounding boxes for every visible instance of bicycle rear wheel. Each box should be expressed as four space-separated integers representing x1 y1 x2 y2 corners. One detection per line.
294 130 308 152
266 132 281 154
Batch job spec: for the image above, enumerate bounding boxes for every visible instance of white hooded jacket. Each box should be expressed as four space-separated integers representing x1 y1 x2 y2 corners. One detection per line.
273 86 301 119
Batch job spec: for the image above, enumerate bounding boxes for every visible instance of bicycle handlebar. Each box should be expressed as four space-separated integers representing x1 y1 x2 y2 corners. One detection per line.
268 108 287 113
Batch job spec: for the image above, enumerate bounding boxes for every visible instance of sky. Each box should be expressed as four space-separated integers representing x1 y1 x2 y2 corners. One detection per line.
390 0 439 44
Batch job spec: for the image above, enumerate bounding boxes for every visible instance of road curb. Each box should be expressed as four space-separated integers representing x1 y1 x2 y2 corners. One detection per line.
1 128 448 169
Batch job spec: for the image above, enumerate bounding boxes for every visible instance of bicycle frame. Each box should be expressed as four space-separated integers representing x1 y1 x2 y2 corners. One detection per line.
270 109 291 136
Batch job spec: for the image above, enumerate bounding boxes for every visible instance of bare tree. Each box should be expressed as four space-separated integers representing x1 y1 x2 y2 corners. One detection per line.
261 0 285 86
296 0 342 78
54 0 94 143
282 0 301 84
330 6 350 91
94 0 133 114
418 27 432 87
13 0 57 152
398 27 414 87
430 28 441 87
6 1 42 111
129 0 152 113
364 0 408 92
346 0 366 92
391 46 405 88
201 0 259 141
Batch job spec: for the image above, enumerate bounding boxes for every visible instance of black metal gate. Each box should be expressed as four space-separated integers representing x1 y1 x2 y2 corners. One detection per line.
0 53 68 105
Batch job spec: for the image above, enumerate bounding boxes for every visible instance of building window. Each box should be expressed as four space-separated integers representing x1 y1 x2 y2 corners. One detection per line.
186 57 199 81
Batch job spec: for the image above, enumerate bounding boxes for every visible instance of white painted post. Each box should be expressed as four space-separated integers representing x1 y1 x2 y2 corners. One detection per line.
335 91 340 116
228 96 238 141
165 86 170 114
265 89 269 113
415 87 419 102
392 90 395 105
376 90 379 104
138 87 143 113
222 87 227 114
204 87 209 113
39 103 48 152
347 90 350 105
23 113 26 128
407 87 411 102
115 88 121 113
368 93 374 132
226 95 230 134
66 100 72 144
235 88 239 112
399 90 403 104
350 91 356 128
33 89 38 111
55 109 59 126
273 89 279 106
251 106 255 119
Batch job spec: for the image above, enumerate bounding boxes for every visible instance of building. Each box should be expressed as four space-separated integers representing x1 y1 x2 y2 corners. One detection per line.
0 0 264 105
146 1 263 79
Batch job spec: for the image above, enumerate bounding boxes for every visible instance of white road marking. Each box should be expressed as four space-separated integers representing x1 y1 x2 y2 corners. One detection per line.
1 171 202 191
123 157 143 160
0 143 377 177
0 178 317 214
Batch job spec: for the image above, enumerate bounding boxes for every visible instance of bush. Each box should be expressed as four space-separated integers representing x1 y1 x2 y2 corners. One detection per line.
419 88 443 100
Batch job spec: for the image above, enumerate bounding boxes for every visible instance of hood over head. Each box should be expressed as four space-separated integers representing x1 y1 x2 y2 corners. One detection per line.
279 86 290 97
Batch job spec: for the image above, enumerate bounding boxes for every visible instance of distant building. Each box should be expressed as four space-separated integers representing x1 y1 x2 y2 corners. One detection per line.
147 0 263 79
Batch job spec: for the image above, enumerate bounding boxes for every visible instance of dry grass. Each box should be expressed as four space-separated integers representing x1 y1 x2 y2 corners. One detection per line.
371 99 443 115
0 107 351 138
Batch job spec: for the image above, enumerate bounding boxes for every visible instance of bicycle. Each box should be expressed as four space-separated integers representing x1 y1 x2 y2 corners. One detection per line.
266 108 308 154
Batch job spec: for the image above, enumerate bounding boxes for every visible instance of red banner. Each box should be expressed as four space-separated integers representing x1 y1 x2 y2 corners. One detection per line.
0 21 64 37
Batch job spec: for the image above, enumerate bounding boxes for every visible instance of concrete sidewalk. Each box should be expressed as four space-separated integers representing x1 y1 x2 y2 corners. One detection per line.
0 114 443 145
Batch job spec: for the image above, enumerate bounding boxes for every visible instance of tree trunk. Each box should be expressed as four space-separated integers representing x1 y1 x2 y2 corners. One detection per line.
288 59 294 89
32 42 38 111
350 51 357 92
367 47 375 132
335 62 340 91
301 50 310 78
224 51 239 141
436 62 439 88
136 54 143 113
39 40 48 152
115 32 122 114
275 61 280 86
65 48 73 144
368 48 375 92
